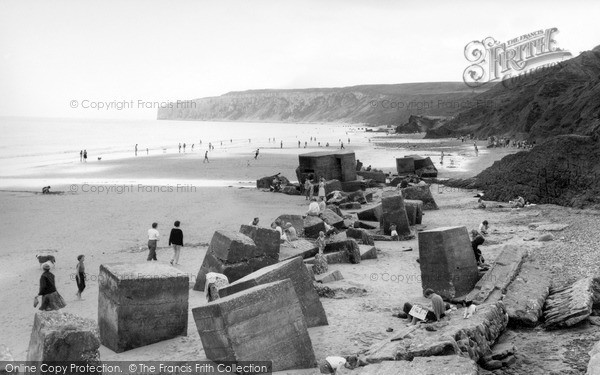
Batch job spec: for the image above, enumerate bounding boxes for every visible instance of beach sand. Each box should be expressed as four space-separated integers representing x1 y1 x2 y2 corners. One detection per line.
1 142 596 374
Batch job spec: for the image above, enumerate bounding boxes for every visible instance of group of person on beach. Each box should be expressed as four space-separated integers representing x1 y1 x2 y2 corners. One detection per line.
147 221 185 265
34 255 86 311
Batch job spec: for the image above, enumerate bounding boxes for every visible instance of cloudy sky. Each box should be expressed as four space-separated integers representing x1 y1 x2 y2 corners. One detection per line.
0 0 598 119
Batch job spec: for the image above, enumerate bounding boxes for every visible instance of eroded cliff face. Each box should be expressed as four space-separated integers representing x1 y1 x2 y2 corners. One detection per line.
425 49 600 141
157 83 478 126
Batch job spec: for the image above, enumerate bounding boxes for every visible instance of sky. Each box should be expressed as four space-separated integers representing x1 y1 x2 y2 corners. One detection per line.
0 0 598 119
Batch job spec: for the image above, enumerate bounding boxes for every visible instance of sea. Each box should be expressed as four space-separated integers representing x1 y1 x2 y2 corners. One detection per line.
0 116 474 188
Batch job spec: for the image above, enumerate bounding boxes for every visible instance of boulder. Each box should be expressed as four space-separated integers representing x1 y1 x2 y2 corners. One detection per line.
315 270 344 284
543 277 598 329
503 259 551 327
27 311 100 362
400 185 439 210
98 263 188 352
379 192 411 236
324 179 343 195
303 216 326 238
418 226 479 300
346 227 375 245
218 257 328 327
356 205 382 222
282 185 301 195
193 280 317 372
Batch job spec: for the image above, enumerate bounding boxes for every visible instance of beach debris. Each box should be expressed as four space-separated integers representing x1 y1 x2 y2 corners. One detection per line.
380 191 411 236
396 157 416 175
98 263 188 352
359 245 378 260
503 259 551 327
315 270 344 284
400 184 439 210
404 155 438 178
348 190 368 204
419 226 479 300
324 238 362 264
193 230 278 291
28 311 100 362
218 257 328 327
543 277 599 329
404 199 424 225
465 245 527 305
193 279 317 372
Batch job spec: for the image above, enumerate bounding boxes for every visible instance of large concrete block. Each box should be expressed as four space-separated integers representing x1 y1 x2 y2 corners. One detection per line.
324 179 342 194
98 263 188 353
324 239 361 264
418 226 479 299
346 227 375 245
320 209 344 229
503 259 551 327
193 280 317 372
404 199 424 224
357 170 387 183
210 230 261 262
27 311 100 362
396 157 415 174
239 225 280 259
276 214 305 236
380 193 411 236
279 239 319 261
356 204 382 222
218 257 328 327
303 216 325 238
401 185 439 210
341 180 367 192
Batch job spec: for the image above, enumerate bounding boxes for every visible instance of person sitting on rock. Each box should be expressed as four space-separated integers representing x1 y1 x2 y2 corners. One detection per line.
471 229 486 265
402 288 450 325
463 300 477 319
478 220 489 235
306 198 320 217
509 196 525 208
284 223 298 241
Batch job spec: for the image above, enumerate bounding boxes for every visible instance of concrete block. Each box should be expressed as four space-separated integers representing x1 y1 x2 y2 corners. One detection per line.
396 157 415 174
218 257 327 327
303 216 325 238
356 205 382 222
239 225 280 259
341 180 367 192
346 227 375 245
418 226 479 300
315 270 344 284
357 171 387 183
279 239 319 261
193 280 317 372
324 179 342 195
339 202 362 210
380 193 411 236
503 259 551 327
98 263 188 352
404 199 424 224
324 239 361 264
27 311 100 362
320 209 344 229
359 245 378 260
210 230 260 262
276 214 305 236
401 185 439 210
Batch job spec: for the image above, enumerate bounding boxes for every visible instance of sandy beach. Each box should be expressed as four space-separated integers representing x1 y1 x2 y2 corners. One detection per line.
1 140 597 374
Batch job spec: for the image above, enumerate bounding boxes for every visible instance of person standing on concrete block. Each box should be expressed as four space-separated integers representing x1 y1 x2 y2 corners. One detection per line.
169 221 184 265
75 255 86 300
35 262 66 311
318 178 326 200
147 222 159 261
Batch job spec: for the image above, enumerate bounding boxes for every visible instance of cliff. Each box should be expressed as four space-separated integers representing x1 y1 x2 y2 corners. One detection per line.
425 47 600 141
157 83 480 126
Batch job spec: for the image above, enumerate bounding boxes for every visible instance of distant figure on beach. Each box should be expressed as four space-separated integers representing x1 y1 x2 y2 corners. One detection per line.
304 178 313 200
75 255 86 300
35 262 66 311
318 197 326 213
204 151 209 163
509 196 525 208
83 150 87 162
474 143 478 156
304 141 307 148
298 140 301 148
135 144 138 156
402 288 449 325
366 165 371 171
440 151 444 165
340 142 344 149
318 178 326 200
80 150 83 162
169 221 183 265
42 186 51 194
356 159 363 171
178 143 182 153
316 231 326 254
147 222 159 261
191 144 194 151
146 148 149 155
306 198 320 216
254 149 259 159
250 217 260 226
183 143 186 152
280 141 283 149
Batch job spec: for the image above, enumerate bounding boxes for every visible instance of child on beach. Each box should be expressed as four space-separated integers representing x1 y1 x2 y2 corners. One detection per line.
75 255 86 300
316 231 327 254
390 224 399 240
318 178 326 199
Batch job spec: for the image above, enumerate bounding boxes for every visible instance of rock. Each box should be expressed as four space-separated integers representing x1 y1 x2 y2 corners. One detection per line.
388 176 405 187
380 192 411 236
482 359 503 370
465 245 527 305
218 257 328 327
315 270 344 284
491 342 516 360
256 173 289 189
528 222 570 231
346 227 375 245
303 216 326 238
538 233 554 241
356 205 382 222
27 311 100 362
400 185 439 210
314 283 335 298
348 190 368 204
326 204 344 217
356 356 478 374
339 202 362 210
353 220 378 230
324 179 343 195
405 155 438 177
503 259 551 327
543 277 597 329
359 245 378 260
418 226 479 299
192 280 317 372
320 209 344 229
281 185 301 195
324 239 361 264
588 340 600 375
98 263 188 352
239 224 280 259
312 254 328 275
357 170 387 183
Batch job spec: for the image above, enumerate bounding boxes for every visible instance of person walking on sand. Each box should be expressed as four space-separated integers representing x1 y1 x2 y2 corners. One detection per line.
254 148 259 160
83 150 87 163
35 262 66 311
135 144 138 156
169 221 183 265
75 255 86 300
183 143 186 153
80 150 83 162
318 178 326 200
178 143 182 153
204 150 209 163
147 222 159 261
474 142 478 156
280 140 283 148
